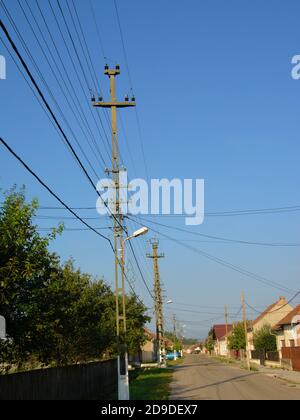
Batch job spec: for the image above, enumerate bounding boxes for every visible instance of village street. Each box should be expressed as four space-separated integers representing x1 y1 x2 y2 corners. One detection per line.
170 354 300 400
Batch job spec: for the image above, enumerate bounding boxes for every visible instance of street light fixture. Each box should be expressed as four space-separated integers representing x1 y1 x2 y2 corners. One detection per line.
118 227 148 400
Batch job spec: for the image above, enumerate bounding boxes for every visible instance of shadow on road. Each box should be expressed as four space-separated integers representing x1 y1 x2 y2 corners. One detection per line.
171 372 257 399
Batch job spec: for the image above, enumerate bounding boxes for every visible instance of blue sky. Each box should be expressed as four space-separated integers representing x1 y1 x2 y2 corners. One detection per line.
0 0 300 338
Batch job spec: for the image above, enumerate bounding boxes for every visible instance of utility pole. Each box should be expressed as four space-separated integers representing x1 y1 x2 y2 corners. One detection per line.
173 314 177 361
242 291 251 371
147 239 165 367
225 305 229 358
92 64 136 400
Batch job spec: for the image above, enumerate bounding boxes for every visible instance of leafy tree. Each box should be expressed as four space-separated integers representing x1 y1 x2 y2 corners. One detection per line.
205 335 214 354
228 322 246 351
164 331 182 351
124 295 151 355
0 187 62 363
253 324 277 353
0 188 151 368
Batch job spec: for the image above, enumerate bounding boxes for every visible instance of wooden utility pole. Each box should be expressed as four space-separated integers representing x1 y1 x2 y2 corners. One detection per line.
242 291 251 371
92 64 135 400
147 239 165 366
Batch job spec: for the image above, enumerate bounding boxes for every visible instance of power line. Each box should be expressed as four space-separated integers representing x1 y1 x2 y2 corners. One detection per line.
113 0 150 182
127 215 300 248
0 137 111 244
18 0 108 170
0 18 152 304
11 203 300 215
245 291 300 316
46 0 111 162
127 215 296 294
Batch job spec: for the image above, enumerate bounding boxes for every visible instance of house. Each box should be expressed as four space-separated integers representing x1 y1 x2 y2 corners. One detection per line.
212 324 233 356
130 328 174 365
247 297 293 351
273 305 300 371
273 305 300 350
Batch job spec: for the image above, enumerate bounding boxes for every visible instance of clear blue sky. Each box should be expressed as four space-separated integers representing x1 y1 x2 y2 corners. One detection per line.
0 0 300 338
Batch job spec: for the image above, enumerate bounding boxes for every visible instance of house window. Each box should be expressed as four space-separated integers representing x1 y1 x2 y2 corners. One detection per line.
281 340 286 348
289 340 295 348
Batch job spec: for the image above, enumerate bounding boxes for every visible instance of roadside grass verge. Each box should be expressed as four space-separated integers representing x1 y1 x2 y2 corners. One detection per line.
130 367 174 400
211 355 259 372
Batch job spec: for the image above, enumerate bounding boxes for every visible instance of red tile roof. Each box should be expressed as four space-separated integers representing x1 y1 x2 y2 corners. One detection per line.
274 305 300 329
213 324 233 340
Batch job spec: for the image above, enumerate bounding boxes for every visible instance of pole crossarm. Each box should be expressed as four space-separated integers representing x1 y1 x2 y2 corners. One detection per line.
92 101 136 108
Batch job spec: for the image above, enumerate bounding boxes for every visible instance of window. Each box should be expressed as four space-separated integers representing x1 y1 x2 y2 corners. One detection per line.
289 340 295 348
281 340 286 348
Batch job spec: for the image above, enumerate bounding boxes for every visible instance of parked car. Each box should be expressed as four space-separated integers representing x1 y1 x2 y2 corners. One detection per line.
166 351 181 360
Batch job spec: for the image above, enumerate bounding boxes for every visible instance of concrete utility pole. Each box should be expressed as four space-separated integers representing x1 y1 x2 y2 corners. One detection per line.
225 304 229 358
92 64 136 400
147 239 165 367
173 314 177 361
242 291 251 371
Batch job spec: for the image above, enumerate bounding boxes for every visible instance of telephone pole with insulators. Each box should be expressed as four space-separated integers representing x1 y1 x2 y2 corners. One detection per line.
147 239 166 367
92 64 136 400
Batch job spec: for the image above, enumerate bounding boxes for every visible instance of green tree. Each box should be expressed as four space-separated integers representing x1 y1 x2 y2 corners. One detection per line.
124 295 151 356
253 324 277 353
0 188 62 363
228 322 246 351
0 188 151 368
205 336 214 354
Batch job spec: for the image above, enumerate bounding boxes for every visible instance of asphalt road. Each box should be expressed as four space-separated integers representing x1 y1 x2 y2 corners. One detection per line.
170 354 300 400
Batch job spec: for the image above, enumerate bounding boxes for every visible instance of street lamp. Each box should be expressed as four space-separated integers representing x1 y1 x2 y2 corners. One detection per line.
118 227 148 401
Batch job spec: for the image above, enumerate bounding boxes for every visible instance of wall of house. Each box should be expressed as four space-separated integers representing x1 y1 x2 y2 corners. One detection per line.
253 301 293 333
141 340 156 363
219 339 228 357
276 325 300 350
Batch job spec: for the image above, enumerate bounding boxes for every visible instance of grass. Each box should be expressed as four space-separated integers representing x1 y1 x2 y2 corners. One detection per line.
129 367 174 400
167 357 184 368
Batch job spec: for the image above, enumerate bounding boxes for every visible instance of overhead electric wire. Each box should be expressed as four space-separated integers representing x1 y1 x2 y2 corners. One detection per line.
0 18 152 303
46 0 111 162
142 205 300 218
0 137 111 243
89 0 106 60
0 3 104 177
113 0 150 182
33 0 110 165
8 203 300 215
56 0 112 155
127 215 296 294
245 291 300 316
17 0 107 170
127 214 300 247
0 137 145 305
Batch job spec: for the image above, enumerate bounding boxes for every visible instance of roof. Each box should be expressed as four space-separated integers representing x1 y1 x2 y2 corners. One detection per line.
212 324 233 341
144 328 156 340
274 305 300 329
252 297 287 326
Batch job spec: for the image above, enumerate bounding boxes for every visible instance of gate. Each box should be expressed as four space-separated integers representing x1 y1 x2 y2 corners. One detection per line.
282 347 300 372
